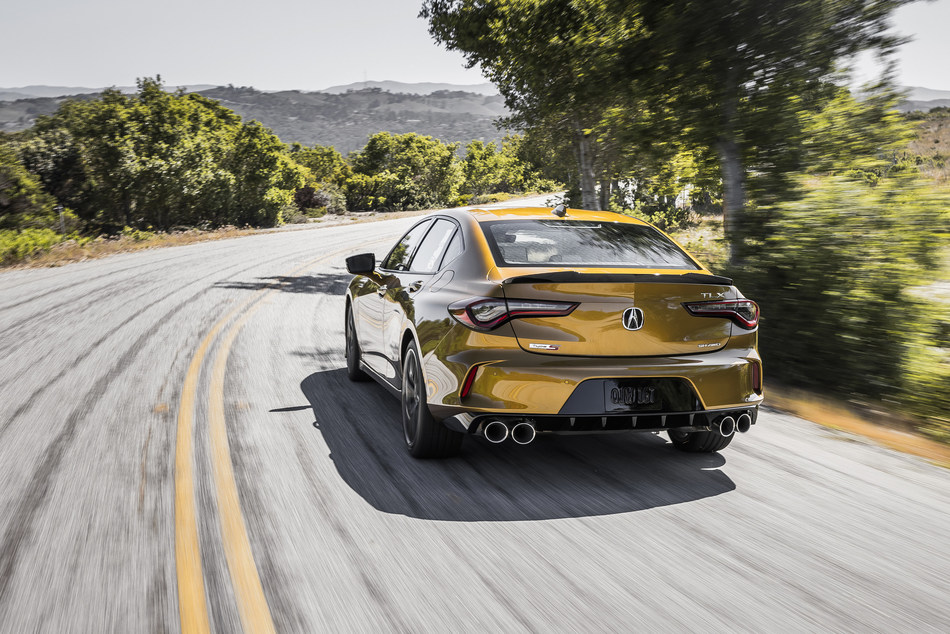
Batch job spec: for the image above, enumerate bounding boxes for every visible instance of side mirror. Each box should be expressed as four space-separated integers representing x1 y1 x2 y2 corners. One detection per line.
345 253 376 275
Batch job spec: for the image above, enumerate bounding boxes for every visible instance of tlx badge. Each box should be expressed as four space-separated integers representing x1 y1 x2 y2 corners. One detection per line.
621 307 644 331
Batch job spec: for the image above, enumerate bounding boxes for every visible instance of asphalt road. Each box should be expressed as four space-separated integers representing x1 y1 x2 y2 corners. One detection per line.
1 204 948 633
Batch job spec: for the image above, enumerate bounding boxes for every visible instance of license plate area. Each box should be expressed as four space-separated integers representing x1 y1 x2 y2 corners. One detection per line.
603 378 697 413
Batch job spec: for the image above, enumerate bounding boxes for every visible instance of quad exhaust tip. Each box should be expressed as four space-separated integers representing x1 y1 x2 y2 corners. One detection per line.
511 422 537 445
717 416 736 438
736 413 752 434
483 420 509 444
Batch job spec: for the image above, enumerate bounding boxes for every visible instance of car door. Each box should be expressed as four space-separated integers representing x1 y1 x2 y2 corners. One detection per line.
363 219 433 379
380 218 461 372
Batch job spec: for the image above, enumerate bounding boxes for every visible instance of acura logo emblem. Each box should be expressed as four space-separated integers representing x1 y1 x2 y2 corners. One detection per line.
622 307 644 331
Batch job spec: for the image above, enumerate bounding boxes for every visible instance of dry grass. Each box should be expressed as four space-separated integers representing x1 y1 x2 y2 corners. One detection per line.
767 384 950 468
4 226 260 269
0 210 439 271
908 113 950 184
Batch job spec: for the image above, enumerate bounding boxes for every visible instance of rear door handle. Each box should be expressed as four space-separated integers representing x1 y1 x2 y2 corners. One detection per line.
377 285 388 297
408 281 423 293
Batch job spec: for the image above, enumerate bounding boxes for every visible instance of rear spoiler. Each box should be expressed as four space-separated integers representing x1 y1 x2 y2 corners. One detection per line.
502 271 733 286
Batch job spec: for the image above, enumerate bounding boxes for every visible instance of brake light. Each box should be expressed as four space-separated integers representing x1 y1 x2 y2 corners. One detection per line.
683 299 759 329
448 297 578 331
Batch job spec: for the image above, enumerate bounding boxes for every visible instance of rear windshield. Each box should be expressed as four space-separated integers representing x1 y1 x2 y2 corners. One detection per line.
481 219 699 269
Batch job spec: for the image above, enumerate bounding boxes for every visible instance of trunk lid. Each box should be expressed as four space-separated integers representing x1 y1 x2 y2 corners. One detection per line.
501 272 735 357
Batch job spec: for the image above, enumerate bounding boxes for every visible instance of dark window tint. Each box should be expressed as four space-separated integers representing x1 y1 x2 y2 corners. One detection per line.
482 219 698 269
409 219 458 273
383 220 432 270
438 228 464 269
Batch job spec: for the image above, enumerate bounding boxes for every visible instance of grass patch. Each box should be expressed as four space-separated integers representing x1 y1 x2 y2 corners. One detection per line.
767 383 950 469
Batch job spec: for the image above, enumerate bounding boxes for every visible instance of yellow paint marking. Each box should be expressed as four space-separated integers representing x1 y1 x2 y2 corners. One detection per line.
176 296 258 634
175 238 393 633
209 296 279 634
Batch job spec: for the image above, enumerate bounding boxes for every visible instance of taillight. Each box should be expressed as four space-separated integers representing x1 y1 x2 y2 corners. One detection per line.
448 297 578 331
683 299 759 329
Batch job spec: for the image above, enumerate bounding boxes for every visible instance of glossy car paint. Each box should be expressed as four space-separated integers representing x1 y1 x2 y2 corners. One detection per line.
346 207 762 434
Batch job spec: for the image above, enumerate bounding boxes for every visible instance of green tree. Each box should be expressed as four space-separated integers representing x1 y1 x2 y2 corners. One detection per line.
290 143 350 185
423 0 642 210
0 141 59 231
423 0 912 257
347 132 462 210
17 77 306 230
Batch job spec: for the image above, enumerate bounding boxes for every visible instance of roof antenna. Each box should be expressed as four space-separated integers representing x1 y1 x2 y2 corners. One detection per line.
552 204 567 217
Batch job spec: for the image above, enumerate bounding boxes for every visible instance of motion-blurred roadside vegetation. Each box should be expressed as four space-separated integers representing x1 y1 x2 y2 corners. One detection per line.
422 0 949 441
0 77 556 264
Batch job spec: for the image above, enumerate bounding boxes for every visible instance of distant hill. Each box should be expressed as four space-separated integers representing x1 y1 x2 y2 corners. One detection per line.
903 86 950 102
0 85 511 154
898 99 950 113
320 81 498 96
0 84 217 100
196 86 509 153
896 86 950 113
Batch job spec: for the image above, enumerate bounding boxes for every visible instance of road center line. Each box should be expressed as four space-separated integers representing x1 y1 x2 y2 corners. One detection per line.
175 238 393 633
176 293 261 634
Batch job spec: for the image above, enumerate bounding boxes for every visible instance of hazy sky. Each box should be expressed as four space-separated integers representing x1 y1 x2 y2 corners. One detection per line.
1 0 948 91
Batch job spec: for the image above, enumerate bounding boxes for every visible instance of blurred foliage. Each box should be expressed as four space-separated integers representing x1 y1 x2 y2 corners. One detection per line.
733 174 950 436
422 0 913 252
0 227 67 264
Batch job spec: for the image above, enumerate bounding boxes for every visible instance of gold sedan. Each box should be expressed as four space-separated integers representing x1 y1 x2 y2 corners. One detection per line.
345 206 762 458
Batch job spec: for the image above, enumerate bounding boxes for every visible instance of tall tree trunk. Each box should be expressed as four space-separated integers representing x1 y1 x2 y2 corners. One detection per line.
718 72 746 265
598 179 611 211
576 128 598 210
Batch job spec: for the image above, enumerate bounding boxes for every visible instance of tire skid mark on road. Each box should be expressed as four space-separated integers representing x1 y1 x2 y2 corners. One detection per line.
176 240 394 634
0 242 355 623
0 244 337 436
0 244 255 351
0 284 229 613
0 276 176 363
0 248 211 314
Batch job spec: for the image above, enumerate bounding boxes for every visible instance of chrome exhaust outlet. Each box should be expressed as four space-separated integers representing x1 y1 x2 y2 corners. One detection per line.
482 420 509 444
736 413 752 434
510 422 536 445
717 416 736 438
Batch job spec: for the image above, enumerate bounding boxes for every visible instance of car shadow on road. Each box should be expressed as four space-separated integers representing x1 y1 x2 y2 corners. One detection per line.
214 273 351 295
297 368 735 522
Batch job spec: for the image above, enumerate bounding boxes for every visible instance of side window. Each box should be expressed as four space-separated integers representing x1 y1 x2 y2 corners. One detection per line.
438 228 464 270
383 220 432 271
408 219 457 273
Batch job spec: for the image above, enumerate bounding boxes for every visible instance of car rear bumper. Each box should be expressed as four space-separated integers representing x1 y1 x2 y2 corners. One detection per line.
441 405 758 435
425 346 763 427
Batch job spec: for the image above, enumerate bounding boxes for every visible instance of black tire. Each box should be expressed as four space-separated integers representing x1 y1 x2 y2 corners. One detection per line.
401 344 463 458
345 305 370 382
668 429 734 453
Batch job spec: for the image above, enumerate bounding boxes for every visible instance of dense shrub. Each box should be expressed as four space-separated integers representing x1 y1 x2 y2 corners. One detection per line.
0 228 64 264
734 174 949 436
17 78 306 231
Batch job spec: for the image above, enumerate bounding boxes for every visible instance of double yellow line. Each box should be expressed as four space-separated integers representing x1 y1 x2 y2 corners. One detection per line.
174 244 383 633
